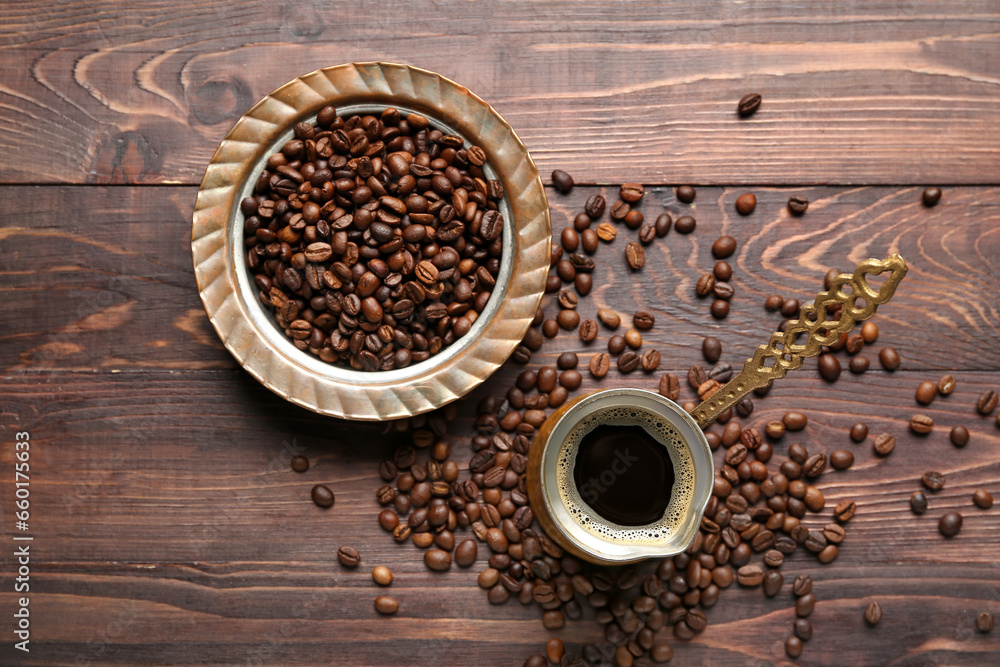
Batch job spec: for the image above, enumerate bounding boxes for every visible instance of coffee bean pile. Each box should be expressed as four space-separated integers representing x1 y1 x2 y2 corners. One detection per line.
243 106 505 371
293 173 996 661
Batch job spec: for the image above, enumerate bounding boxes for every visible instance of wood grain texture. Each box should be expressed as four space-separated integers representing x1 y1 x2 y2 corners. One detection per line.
2 185 998 374
2 182 1000 665
1 1 999 185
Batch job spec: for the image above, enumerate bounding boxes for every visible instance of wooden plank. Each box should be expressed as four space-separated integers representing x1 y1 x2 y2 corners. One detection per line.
1 363 999 665
2 185 999 374
1 2 999 185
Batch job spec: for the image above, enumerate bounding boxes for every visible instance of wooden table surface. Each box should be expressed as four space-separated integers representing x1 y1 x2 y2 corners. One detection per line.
2 2 999 665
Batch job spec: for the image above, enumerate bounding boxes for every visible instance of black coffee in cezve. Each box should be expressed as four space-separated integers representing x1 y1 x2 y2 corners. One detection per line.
573 424 674 526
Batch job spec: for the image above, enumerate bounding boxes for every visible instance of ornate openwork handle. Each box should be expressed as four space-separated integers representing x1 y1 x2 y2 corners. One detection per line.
691 254 908 429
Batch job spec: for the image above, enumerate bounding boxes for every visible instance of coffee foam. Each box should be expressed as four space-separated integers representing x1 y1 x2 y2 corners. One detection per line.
556 406 695 545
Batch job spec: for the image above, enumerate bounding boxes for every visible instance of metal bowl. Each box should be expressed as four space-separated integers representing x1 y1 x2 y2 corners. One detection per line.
191 63 550 421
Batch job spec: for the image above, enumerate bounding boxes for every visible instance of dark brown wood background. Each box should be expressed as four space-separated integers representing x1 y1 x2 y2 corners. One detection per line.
2 2 999 666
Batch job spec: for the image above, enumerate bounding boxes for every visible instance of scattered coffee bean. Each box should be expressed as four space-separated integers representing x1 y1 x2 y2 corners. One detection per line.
625 242 645 270
783 411 808 431
597 309 621 329
590 353 611 378
788 195 809 215
735 193 757 215
873 433 895 456
585 194 606 218
703 336 722 363
850 422 869 442
714 261 733 281
939 511 963 537
291 456 309 472
764 295 783 311
620 183 645 203
654 213 673 237
737 93 762 117
796 593 816 617
910 491 928 515
557 309 580 330
608 335 626 355
312 484 335 508
922 471 946 491
763 570 783 596
938 374 956 395
879 347 901 371
737 564 764 586
659 373 681 400
551 169 574 194
916 381 937 405
624 329 643 349
696 274 716 298
617 351 640 373
977 611 995 633
950 425 970 447
785 636 803 658
922 186 942 207
641 349 661 372
424 549 452 571
455 539 478 567
713 281 735 301
337 546 361 567
712 235 737 259
374 595 399 615
818 354 842 382
849 356 870 374
973 489 993 509
523 655 547 667
864 601 882 625
977 389 999 415
710 300 730 319
781 298 800 318
674 215 696 234
830 450 854 470
910 414 934 434
834 499 857 523
372 565 393 586
677 185 696 203
633 311 655 330
546 638 565 663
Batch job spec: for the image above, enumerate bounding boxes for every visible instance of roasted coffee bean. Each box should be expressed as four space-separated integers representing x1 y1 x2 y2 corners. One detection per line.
620 183 645 203
910 414 934 434
625 242 645 270
659 373 681 400
781 298 800 318
737 93 762 117
735 193 757 215
938 374 956 395
950 425 970 447
580 228 599 253
796 593 816 617
291 456 309 472
374 595 399 615
977 611 995 633
557 309 580 330
703 336 722 363
736 565 764 587
830 450 854 470
714 261 733 282
845 335 865 354
674 215 696 234
765 421 786 439
922 471 946 491
864 601 882 625
337 546 361 567
973 489 994 509
783 411 808 431
424 549 452 571
712 236 737 259
696 273 716 297
879 347 901 370
372 565 393 586
916 380 937 405
922 186 942 207
818 354 841 381
850 422 869 442
641 349 661 372
710 300 729 319
977 389 999 414
589 353 611 378
676 185 696 203
939 511 963 537
633 311 655 330
654 213 673 237
551 170 574 194
710 362 734 383
788 195 809 215
910 491 929 515
794 618 813 641
617 351 640 374
763 570 783 597
576 319 598 343
713 282 734 300
849 356 870 374
455 539 478 567
312 484 335 508
764 294 783 311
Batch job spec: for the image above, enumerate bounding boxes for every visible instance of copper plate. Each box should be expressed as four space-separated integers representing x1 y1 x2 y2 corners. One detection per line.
192 63 550 421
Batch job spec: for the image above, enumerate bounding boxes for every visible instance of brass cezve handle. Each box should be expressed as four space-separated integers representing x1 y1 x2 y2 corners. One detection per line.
691 254 909 429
